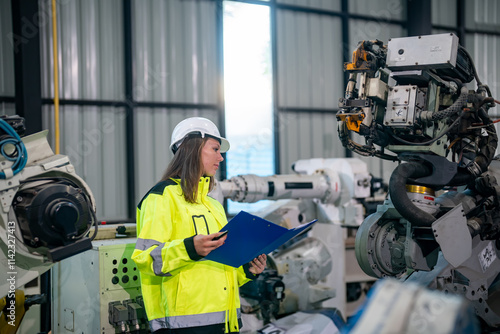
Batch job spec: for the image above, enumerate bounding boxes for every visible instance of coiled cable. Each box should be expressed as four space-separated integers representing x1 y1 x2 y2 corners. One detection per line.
0 118 28 178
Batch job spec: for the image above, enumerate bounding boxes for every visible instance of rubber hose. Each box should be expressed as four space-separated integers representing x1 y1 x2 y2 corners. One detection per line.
448 169 474 187
448 107 497 186
337 121 349 148
432 86 468 121
475 107 498 173
475 123 498 173
389 161 436 227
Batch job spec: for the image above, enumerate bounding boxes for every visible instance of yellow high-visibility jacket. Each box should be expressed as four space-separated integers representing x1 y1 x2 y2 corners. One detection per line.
132 177 255 333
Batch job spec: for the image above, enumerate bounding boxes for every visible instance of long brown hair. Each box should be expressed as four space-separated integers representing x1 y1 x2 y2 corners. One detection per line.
160 135 215 203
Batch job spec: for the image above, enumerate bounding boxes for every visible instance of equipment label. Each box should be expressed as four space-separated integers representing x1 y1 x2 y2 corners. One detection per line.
479 241 497 273
259 323 285 334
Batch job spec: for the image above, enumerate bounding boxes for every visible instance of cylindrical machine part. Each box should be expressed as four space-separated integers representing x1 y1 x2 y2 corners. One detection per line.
405 184 440 216
219 173 338 204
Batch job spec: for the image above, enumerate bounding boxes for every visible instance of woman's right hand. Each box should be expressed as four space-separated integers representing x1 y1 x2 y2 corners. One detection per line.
193 232 227 257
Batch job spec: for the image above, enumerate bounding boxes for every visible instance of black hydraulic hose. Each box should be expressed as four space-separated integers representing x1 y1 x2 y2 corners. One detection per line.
431 86 468 121
476 106 498 172
477 97 495 110
448 169 474 187
389 161 436 227
459 45 483 87
447 115 497 186
338 121 399 161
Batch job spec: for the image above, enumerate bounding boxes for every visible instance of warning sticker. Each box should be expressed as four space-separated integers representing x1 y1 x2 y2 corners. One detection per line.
479 241 497 273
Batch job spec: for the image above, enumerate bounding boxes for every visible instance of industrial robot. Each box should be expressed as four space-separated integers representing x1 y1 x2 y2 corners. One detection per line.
215 32 498 333
0 116 97 333
337 33 500 332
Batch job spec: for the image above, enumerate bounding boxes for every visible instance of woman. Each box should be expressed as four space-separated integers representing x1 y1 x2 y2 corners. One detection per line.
132 117 266 334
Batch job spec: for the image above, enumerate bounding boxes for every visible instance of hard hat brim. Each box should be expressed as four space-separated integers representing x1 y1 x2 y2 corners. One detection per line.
220 137 230 153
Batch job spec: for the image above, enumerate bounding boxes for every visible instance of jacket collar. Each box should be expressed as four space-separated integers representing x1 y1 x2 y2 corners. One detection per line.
198 176 211 199
170 177 212 204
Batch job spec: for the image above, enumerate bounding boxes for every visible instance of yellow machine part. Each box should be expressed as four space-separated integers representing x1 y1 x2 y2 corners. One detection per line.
337 112 365 133
0 290 27 334
406 184 435 196
344 41 372 72
344 39 385 73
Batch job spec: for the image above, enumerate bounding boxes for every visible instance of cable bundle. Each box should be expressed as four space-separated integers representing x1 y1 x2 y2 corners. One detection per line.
0 118 28 178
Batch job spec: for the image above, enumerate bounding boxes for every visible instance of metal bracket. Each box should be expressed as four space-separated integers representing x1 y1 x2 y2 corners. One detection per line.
432 204 472 268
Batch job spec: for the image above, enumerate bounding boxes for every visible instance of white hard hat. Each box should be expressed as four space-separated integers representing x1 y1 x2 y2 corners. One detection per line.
170 117 230 154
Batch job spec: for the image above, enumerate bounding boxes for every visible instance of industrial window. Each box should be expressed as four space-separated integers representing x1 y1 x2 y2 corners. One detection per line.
223 1 274 214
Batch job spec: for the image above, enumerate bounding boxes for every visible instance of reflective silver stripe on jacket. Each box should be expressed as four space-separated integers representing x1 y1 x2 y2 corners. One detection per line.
149 309 241 331
135 238 161 251
135 238 171 277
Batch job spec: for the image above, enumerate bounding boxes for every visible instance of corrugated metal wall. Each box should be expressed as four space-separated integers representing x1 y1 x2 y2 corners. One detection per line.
39 0 127 220
0 103 15 117
0 0 14 97
468 33 500 106
132 0 220 202
276 0 405 181
466 0 499 29
278 111 341 172
431 0 457 27
350 0 405 19
465 0 500 155
39 0 124 100
276 10 344 174
133 0 218 103
277 13 343 109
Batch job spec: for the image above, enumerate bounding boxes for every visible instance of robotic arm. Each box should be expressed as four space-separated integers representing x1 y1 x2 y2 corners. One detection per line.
338 33 500 330
215 158 375 325
338 33 497 174
0 116 97 297
217 158 373 227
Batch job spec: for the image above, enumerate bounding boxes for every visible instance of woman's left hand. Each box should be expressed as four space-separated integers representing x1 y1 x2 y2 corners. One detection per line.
249 254 267 275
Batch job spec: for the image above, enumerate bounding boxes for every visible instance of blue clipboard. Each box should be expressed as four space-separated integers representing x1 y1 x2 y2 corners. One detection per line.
204 211 317 268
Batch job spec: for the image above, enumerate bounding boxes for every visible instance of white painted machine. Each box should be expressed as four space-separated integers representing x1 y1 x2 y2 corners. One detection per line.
213 157 378 331
0 116 97 332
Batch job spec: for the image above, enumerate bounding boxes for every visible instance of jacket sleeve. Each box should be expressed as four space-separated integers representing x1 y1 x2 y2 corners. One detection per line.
132 193 198 277
236 263 258 286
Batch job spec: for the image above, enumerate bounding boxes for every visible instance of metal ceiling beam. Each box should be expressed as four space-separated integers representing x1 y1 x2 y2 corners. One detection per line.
11 0 43 135
406 0 432 37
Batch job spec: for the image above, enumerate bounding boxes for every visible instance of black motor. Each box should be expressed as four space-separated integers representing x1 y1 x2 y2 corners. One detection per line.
13 179 95 261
